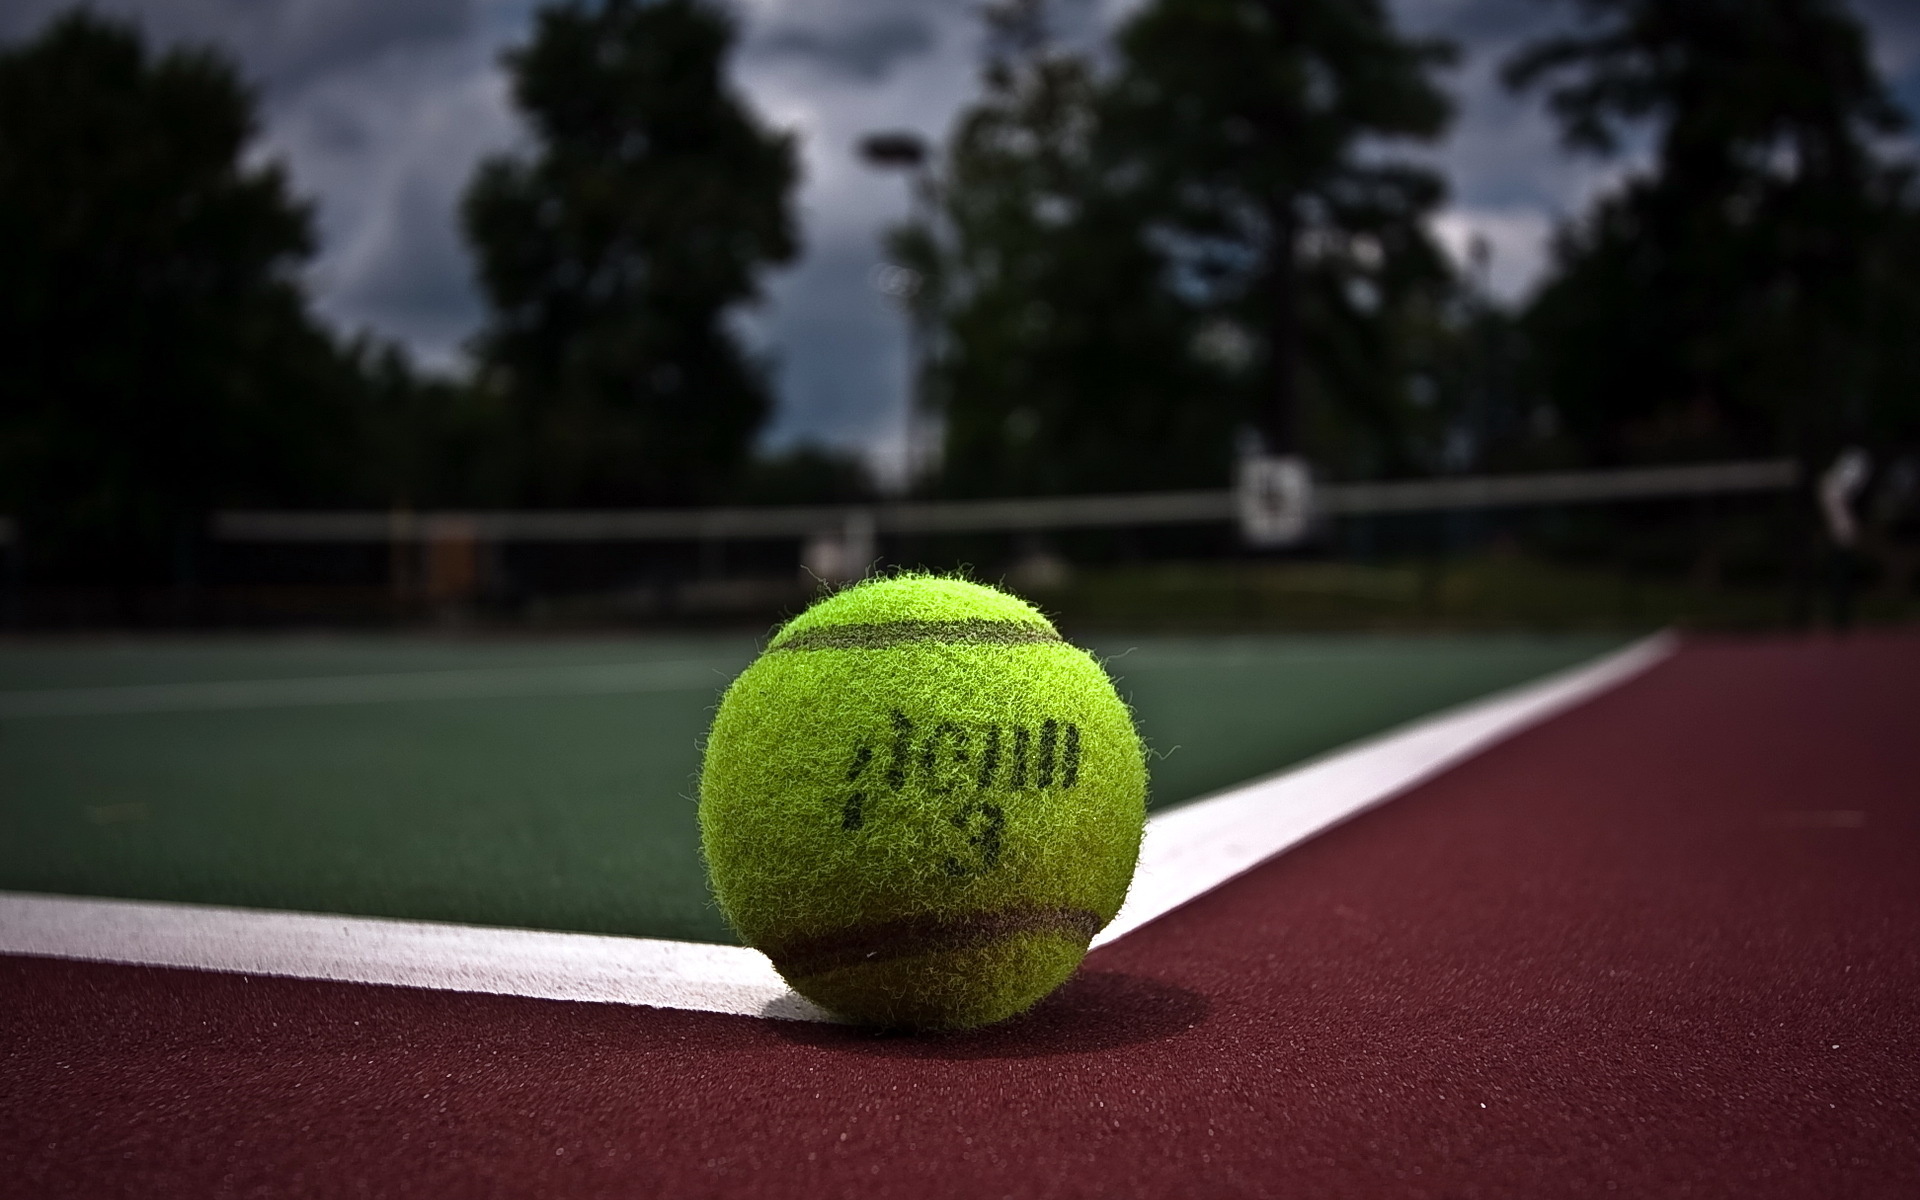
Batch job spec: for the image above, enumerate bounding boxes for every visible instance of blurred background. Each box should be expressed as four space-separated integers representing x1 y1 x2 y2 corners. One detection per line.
3 0 1918 634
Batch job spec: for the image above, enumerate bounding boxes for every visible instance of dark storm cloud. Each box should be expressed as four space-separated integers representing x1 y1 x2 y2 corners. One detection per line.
1858 0 1920 53
319 166 489 356
753 12 937 83
300 95 376 155
6 0 1917 456
1391 0 1581 166
1854 0 1920 146
0 0 474 95
1399 0 1554 45
0 0 500 377
756 241 911 451
1398 0 1920 137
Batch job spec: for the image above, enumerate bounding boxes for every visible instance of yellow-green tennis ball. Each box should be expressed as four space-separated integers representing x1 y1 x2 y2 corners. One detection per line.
699 574 1147 1030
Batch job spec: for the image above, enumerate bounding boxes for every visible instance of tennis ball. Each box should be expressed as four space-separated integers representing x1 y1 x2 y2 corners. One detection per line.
699 574 1146 1030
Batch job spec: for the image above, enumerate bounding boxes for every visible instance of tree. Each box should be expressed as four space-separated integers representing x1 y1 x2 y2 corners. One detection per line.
892 0 1237 498
0 12 368 592
1104 0 1456 472
1506 0 1912 466
463 0 798 506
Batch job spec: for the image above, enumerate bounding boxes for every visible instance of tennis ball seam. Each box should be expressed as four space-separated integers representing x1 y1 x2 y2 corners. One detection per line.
770 617 1059 653
767 905 1103 978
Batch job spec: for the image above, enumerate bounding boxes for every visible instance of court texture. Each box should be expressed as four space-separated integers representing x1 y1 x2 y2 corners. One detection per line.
1 626 1915 1197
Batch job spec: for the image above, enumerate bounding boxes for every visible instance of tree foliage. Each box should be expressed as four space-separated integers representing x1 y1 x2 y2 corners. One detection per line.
463 0 799 506
898 0 1458 496
891 1 1236 497
1105 0 1456 468
1507 0 1914 465
0 12 369 584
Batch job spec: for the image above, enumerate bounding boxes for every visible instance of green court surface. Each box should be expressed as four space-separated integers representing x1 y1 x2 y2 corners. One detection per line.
0 633 1625 944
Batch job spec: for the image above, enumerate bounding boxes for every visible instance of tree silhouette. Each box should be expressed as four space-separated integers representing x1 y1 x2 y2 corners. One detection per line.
0 12 368 595
463 0 798 506
1105 0 1456 467
890 0 1236 498
897 0 1459 497
1507 0 1911 466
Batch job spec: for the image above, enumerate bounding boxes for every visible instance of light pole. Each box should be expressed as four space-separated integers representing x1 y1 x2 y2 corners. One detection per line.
857 131 937 492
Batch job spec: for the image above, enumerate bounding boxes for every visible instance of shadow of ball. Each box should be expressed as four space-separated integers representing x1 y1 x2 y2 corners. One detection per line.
767 970 1208 1060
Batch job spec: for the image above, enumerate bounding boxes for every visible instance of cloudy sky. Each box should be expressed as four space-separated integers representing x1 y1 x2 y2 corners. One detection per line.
6 0 1918 481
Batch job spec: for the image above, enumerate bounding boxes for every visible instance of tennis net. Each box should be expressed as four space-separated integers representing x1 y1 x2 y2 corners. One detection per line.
213 458 1798 546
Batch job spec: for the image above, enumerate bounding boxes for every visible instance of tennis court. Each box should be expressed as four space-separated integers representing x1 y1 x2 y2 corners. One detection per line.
5 625 1918 1198
9 0 1919 1190
0 632 1620 941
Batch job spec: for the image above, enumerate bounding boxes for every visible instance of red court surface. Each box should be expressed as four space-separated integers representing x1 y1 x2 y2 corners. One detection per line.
3 634 1918 1198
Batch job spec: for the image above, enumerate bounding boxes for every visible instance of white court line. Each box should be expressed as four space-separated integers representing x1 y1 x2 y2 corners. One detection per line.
1095 631 1674 945
0 893 830 1021
0 659 740 718
0 634 1674 1020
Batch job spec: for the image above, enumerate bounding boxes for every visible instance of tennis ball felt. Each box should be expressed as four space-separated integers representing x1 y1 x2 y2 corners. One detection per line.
699 574 1147 1030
